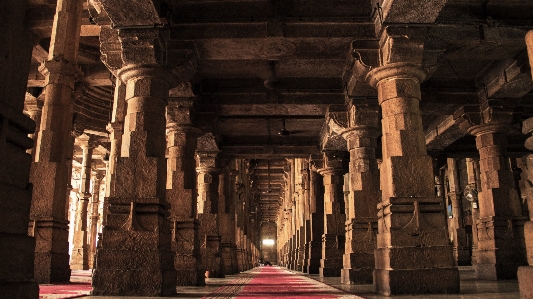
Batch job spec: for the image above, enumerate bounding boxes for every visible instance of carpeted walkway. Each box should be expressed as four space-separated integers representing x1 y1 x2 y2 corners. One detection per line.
39 270 92 299
204 266 359 299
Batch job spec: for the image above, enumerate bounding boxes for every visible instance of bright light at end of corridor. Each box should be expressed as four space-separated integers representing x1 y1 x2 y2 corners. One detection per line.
262 239 275 245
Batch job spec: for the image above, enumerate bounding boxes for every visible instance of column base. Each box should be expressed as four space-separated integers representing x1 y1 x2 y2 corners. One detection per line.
176 268 206 286
92 268 176 296
0 281 39 299
518 266 533 299
342 268 373 284
374 268 460 296
306 261 320 274
34 252 71 284
475 263 522 280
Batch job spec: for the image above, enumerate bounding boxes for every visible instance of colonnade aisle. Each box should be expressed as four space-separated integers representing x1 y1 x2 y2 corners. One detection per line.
204 266 358 299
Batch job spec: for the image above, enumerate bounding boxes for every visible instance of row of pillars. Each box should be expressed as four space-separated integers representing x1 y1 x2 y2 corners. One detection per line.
276 63 533 296
1 1 533 298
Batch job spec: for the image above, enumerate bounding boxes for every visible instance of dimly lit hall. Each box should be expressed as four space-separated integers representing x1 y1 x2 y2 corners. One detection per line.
1 0 533 298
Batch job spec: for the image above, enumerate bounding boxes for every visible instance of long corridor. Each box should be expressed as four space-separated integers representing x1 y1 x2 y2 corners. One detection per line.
40 266 520 299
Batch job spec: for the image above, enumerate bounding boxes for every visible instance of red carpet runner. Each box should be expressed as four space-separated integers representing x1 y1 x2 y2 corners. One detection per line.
205 266 356 299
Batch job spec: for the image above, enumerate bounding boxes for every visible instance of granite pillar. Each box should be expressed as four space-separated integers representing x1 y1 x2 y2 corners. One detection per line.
341 105 380 284
70 135 94 270
366 56 459 294
0 0 39 296
88 170 104 268
92 30 177 296
307 157 325 274
196 133 224 278
447 158 471 266
166 92 205 285
29 0 84 283
519 30 533 299
468 123 527 279
318 152 347 277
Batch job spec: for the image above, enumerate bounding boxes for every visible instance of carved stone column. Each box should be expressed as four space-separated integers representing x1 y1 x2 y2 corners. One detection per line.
196 133 224 278
220 166 238 275
364 29 459 295
166 89 205 285
88 170 104 268
465 158 481 266
447 158 470 266
340 105 380 284
102 78 126 227
307 155 325 274
92 28 177 296
29 0 84 283
465 115 527 280
519 30 533 298
0 0 39 296
318 152 347 277
71 135 94 270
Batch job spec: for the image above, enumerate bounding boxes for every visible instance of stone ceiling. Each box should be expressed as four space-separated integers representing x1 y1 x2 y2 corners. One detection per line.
25 0 533 222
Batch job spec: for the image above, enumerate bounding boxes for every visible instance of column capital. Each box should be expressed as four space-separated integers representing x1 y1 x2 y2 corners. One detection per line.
77 134 96 149
366 63 427 90
106 121 123 134
454 100 518 136
347 27 442 96
317 151 348 175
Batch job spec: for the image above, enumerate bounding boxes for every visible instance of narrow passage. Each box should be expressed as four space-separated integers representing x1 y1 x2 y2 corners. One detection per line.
204 266 359 299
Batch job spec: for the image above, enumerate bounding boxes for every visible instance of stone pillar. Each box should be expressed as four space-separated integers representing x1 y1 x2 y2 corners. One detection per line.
196 133 224 278
447 158 471 266
0 0 39 296
519 30 533 299
92 31 177 296
24 93 44 160
221 166 238 275
307 156 325 274
166 91 205 285
341 105 380 284
88 170 104 268
318 152 347 277
465 158 481 265
468 122 527 279
102 78 126 227
29 0 84 283
70 135 94 270
365 47 459 294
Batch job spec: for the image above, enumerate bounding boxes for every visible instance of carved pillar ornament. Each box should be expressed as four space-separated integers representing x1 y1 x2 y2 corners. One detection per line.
196 133 224 278
518 30 533 298
71 135 94 270
88 170 104 268
306 155 325 274
455 99 527 280
92 26 179 296
350 27 459 295
29 0 84 283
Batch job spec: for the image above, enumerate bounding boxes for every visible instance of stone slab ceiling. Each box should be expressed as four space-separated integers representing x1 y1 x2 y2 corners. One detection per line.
26 0 533 220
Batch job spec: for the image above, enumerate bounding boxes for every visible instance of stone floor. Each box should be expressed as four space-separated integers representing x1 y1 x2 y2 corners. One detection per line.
309 266 520 299
42 266 520 299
